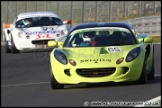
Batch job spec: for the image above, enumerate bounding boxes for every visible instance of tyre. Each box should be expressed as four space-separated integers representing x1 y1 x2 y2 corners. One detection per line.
147 61 155 80
50 68 64 89
11 36 19 53
137 57 147 84
147 51 155 80
4 37 11 53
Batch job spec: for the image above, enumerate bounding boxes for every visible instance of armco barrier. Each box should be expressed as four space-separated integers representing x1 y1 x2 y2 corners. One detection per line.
121 16 161 36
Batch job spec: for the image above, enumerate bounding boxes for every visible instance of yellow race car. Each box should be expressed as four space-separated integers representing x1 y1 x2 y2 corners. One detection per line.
48 22 154 89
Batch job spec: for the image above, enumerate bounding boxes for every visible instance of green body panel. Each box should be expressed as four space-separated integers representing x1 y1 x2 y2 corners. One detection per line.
49 31 153 84
50 43 153 84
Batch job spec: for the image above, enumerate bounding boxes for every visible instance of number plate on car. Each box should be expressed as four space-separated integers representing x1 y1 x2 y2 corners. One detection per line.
36 45 47 48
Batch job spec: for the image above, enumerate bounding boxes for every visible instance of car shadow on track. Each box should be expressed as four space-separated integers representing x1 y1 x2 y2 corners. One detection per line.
20 49 53 53
63 76 161 90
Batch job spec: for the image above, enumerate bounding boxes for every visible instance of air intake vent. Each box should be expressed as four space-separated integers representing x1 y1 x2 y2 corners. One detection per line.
76 68 116 77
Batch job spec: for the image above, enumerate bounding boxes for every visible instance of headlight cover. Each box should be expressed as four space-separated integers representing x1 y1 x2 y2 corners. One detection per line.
54 50 67 64
18 31 24 37
126 47 140 62
61 29 68 36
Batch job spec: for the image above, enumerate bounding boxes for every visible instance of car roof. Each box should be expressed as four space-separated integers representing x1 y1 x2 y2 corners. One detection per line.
71 22 133 32
16 11 60 21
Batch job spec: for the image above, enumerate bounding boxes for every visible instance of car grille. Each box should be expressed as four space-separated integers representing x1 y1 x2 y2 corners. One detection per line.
76 68 116 77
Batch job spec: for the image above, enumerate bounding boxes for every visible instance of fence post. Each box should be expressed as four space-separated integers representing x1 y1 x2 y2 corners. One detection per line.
70 1 73 27
95 1 98 22
123 1 125 18
45 1 48 11
16 1 17 18
108 1 111 21
82 1 84 23
153 1 156 14
7 1 9 23
57 1 59 16
138 1 140 17
26 1 28 12
36 1 38 11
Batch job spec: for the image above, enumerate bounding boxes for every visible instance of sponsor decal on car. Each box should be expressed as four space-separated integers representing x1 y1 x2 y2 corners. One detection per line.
80 58 111 63
25 30 61 35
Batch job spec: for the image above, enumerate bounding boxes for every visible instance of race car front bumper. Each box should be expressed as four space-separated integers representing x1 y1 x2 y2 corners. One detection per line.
50 53 145 84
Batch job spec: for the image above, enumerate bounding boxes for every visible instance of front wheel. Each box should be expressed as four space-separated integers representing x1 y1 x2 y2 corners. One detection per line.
50 68 64 89
147 62 155 80
11 36 19 53
147 53 155 80
4 37 11 53
137 57 147 84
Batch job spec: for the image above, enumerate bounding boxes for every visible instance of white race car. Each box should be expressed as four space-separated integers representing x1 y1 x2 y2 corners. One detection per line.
3 11 71 53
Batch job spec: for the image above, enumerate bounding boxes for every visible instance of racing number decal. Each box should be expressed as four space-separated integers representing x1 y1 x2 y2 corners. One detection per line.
36 34 52 39
46 34 52 38
107 46 121 53
36 34 41 39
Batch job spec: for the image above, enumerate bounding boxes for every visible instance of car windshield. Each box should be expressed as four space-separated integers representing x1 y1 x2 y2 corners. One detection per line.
64 27 137 47
15 17 63 28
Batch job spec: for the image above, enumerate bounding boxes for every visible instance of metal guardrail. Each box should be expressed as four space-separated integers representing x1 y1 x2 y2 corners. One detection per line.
121 16 161 36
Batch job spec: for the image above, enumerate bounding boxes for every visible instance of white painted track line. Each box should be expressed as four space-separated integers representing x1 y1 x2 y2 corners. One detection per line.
1 82 50 87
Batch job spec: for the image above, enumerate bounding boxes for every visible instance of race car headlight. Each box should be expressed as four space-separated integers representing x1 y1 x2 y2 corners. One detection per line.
61 29 68 36
54 50 67 65
126 47 140 62
18 32 24 37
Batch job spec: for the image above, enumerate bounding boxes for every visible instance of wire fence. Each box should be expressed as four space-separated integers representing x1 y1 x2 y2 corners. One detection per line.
1 1 161 36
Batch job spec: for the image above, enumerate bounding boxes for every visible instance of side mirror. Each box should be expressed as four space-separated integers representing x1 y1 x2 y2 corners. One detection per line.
138 38 143 43
138 37 153 43
63 20 71 24
137 33 148 38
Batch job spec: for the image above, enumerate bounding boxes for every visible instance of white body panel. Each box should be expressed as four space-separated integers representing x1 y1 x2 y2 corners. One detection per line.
11 25 70 50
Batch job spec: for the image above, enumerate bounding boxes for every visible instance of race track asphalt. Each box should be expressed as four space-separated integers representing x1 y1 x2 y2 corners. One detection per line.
1 44 161 107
